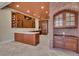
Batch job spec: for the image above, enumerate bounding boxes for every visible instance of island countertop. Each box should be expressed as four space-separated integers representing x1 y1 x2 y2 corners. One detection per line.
15 32 40 34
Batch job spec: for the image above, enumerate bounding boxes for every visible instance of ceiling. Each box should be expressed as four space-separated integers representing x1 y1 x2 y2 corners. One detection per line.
8 2 49 19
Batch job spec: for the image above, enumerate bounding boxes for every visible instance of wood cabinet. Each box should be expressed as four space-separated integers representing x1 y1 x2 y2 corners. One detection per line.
53 10 78 28
15 33 39 46
53 34 78 52
54 39 64 48
39 20 48 35
77 40 79 53
12 12 35 28
65 37 77 51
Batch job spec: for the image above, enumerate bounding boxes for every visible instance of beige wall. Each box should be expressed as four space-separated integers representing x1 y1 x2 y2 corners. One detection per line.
0 8 13 44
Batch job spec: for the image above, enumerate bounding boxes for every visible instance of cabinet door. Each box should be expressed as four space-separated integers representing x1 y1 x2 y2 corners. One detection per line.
15 33 24 42
39 20 48 35
54 14 63 28
23 19 35 28
16 13 24 28
65 37 77 51
54 38 64 48
65 13 76 27
23 34 35 45
77 40 79 53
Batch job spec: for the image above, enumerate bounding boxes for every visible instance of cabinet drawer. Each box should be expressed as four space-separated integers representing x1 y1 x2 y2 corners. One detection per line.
54 36 64 40
54 40 64 48
54 38 64 41
66 38 77 43
15 33 24 42
65 42 77 51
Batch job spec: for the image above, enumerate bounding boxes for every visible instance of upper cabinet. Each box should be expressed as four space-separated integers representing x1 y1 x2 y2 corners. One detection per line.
39 20 48 35
53 10 78 28
11 12 35 28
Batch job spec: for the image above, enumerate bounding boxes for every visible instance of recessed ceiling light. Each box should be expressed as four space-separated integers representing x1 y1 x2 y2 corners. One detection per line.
33 14 36 16
45 11 48 14
41 6 44 9
38 16 40 18
26 10 30 13
16 5 20 8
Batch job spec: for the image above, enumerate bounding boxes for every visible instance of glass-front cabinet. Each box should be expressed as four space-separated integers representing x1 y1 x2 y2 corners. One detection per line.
54 14 63 28
65 13 75 27
53 10 78 28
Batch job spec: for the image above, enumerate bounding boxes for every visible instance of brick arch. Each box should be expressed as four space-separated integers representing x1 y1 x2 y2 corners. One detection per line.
52 5 79 16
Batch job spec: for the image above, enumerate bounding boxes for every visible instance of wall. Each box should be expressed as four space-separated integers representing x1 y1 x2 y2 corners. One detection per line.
0 8 39 44
0 8 13 44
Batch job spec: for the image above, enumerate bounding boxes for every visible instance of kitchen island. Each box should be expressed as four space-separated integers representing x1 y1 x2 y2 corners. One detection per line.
15 32 40 46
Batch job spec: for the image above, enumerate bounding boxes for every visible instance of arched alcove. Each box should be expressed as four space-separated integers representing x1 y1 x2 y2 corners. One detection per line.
53 9 78 28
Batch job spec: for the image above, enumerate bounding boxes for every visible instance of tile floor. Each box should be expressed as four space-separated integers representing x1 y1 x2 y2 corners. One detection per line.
0 39 78 56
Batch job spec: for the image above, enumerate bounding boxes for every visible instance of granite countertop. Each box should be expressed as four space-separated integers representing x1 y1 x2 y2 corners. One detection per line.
15 32 40 34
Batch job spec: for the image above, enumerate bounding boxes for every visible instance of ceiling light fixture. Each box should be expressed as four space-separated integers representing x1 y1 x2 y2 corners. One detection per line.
38 16 40 18
26 10 30 13
41 6 44 9
33 14 36 16
45 11 48 14
16 5 20 8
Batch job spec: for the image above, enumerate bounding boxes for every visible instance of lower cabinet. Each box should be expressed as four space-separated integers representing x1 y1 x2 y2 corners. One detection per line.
53 35 78 52
54 39 64 48
15 33 39 46
65 38 77 51
15 33 24 42
77 40 79 53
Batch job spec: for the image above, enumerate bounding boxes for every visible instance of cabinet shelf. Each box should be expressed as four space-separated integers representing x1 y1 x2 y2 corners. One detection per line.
11 12 35 28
